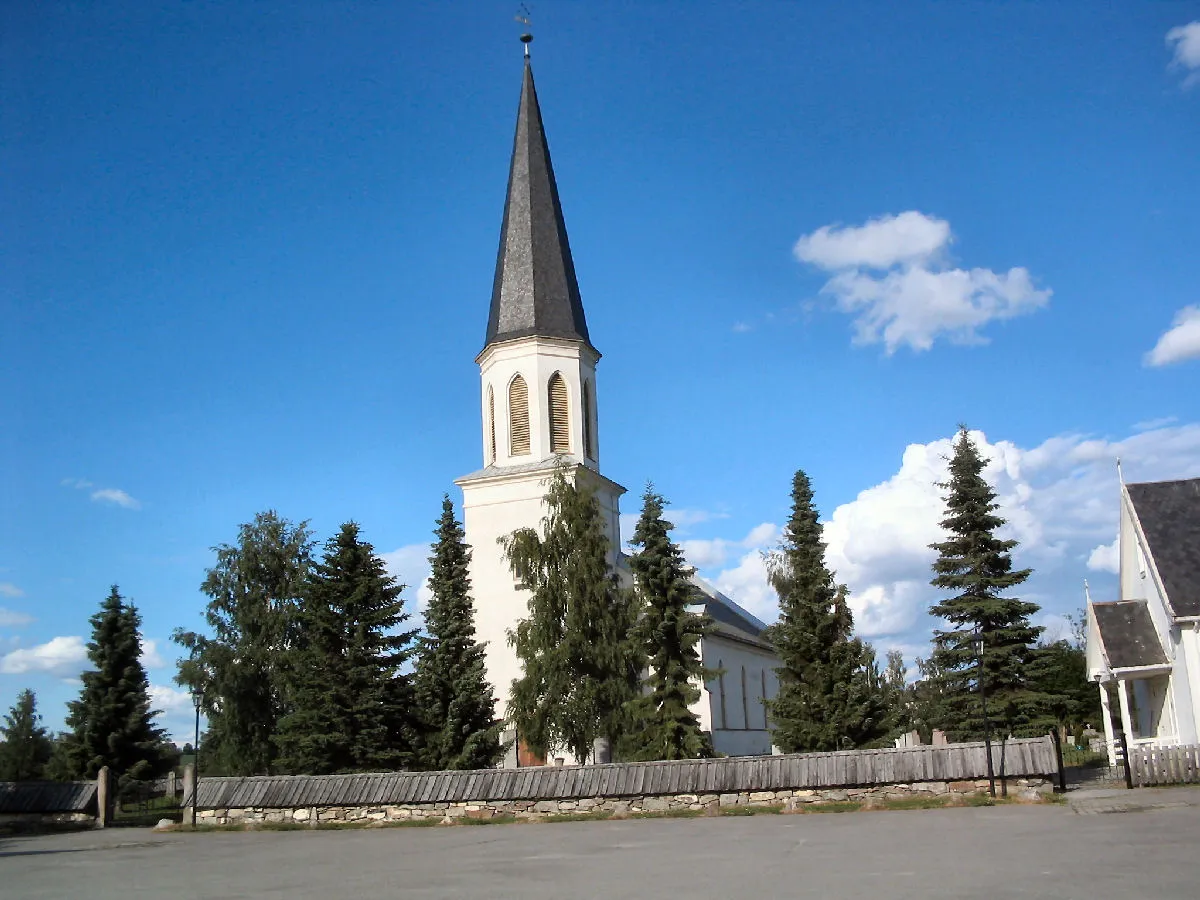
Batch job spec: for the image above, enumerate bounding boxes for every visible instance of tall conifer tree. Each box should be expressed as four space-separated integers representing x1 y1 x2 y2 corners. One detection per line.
275 523 418 774
624 486 714 761
174 511 313 775
766 471 887 752
926 427 1044 739
502 467 641 764
58 587 171 786
0 689 54 781
412 496 503 771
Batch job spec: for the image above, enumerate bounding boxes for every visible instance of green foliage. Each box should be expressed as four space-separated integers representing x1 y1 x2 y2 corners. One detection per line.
174 511 314 775
57 587 172 787
501 466 641 764
765 471 889 752
622 486 715 761
1028 612 1101 737
0 689 54 781
274 522 418 774
412 496 504 771
926 427 1046 739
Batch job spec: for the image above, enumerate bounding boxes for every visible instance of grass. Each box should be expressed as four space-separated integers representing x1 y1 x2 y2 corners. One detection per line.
540 810 613 823
792 801 862 814
629 808 702 820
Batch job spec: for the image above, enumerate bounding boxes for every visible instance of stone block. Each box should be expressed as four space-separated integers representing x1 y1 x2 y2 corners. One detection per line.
948 781 976 793
749 791 776 802
643 797 669 812
719 793 740 806
822 790 848 802
677 794 698 804
534 800 558 813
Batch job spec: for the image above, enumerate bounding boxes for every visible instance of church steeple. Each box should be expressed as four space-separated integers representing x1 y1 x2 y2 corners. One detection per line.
484 59 592 352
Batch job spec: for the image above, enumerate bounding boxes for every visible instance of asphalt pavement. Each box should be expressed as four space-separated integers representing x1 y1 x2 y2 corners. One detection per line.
3 799 1198 899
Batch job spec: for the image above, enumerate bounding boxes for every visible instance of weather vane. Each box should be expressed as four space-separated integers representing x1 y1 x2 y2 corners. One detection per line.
515 4 533 57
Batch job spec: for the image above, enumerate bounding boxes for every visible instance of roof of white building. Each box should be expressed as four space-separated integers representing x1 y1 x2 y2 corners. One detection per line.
1091 600 1169 670
1127 477 1200 618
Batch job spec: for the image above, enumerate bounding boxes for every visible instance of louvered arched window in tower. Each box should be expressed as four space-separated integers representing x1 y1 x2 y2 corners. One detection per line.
582 380 594 460
486 385 496 465
509 375 530 456
548 373 569 454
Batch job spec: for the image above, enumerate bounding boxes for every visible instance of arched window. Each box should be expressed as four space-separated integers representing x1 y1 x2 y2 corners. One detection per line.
509 375 530 456
548 373 569 454
582 380 594 460
486 385 496 465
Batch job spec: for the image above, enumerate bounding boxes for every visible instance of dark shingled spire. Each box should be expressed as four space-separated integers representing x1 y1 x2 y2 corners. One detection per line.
484 60 592 352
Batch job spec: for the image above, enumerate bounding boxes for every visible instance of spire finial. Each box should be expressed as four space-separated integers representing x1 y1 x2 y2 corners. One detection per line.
515 5 533 58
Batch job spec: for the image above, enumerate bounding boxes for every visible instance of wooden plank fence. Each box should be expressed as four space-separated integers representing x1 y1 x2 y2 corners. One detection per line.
1130 744 1200 786
0 781 97 815
193 736 1056 810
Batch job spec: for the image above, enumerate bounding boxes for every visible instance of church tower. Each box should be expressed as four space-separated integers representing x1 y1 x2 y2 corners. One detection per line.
455 54 626 734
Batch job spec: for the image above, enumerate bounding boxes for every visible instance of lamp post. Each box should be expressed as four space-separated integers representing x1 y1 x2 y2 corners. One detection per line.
191 687 204 818
975 626 996 798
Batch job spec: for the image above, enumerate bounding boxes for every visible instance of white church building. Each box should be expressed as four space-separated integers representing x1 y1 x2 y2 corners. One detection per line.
1086 475 1200 761
454 54 781 764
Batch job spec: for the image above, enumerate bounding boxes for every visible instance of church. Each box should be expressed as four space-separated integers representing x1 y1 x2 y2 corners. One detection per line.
454 47 781 764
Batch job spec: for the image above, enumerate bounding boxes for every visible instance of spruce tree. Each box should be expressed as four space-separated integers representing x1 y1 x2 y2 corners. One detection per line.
502 467 641 764
0 689 54 781
926 426 1044 740
766 471 887 752
59 587 171 786
624 486 714 761
173 511 313 775
274 522 418 774
412 496 503 771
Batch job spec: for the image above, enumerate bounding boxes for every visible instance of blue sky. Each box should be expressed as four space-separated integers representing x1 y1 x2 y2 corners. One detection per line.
3 2 1199 740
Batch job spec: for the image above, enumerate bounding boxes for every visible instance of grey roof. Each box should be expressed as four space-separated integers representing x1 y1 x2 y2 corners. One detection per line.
0 780 97 814
484 60 592 353
689 577 774 650
1092 600 1169 669
1127 477 1200 617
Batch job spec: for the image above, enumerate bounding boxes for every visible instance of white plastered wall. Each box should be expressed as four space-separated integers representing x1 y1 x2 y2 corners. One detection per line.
698 633 779 757
478 337 600 472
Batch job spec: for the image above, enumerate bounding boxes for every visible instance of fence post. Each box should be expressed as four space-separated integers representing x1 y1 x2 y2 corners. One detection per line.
1050 730 1066 792
95 766 114 828
182 764 196 825
1117 732 1134 789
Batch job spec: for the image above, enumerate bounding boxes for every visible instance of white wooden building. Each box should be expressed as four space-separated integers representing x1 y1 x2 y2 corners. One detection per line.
455 54 781 764
1086 476 1200 762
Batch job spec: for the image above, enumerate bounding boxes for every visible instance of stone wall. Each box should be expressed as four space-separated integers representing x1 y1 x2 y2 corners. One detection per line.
195 776 1053 827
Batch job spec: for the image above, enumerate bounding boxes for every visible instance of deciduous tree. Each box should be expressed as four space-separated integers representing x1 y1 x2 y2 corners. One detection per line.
173 511 314 775
502 467 640 764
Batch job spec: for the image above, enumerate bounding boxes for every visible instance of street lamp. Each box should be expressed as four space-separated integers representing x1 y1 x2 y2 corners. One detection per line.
974 627 996 798
191 687 204 819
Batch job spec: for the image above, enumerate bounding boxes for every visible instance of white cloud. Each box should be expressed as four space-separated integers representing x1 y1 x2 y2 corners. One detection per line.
141 638 167 670
795 211 952 271
1145 306 1200 367
698 422 1200 653
62 478 142 509
1167 21 1200 88
90 488 141 509
149 683 194 715
1134 416 1178 432
381 544 433 615
0 608 34 627
1087 537 1120 574
732 322 753 334
0 582 24 598
794 211 1050 354
0 635 88 676
681 523 778 571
